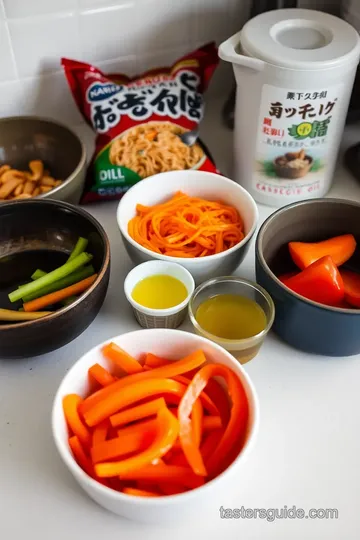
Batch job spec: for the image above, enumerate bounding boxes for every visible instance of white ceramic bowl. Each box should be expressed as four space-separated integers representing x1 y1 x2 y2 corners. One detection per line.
116 170 259 284
52 329 259 523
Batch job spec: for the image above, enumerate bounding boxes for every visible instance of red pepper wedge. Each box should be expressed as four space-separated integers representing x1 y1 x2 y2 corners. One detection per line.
281 255 345 306
178 363 248 478
289 234 356 270
340 270 360 308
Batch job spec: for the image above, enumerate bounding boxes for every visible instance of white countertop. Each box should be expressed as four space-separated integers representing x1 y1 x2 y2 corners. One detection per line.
1 98 360 540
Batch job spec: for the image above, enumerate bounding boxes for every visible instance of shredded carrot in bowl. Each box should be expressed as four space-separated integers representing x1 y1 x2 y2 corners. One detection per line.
127 191 245 258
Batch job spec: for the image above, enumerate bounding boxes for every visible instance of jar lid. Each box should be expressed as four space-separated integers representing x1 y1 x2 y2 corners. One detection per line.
240 8 360 71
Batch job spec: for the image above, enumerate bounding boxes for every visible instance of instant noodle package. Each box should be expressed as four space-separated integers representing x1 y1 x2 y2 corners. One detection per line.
62 43 219 204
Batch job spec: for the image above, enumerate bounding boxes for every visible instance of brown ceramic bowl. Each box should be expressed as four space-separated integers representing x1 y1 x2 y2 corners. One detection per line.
0 199 110 358
274 155 313 179
0 116 86 204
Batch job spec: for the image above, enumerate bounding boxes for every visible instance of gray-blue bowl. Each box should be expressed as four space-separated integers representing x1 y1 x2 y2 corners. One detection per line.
255 198 360 357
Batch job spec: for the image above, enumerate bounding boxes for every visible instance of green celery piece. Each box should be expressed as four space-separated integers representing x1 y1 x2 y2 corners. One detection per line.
22 265 95 303
31 269 47 281
68 237 89 262
8 252 92 303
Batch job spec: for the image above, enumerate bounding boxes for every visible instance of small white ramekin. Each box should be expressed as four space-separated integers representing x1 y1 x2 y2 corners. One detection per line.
124 260 195 329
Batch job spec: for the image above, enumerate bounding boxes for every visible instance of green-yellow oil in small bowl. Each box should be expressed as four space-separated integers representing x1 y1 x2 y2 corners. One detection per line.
195 293 267 340
131 274 188 310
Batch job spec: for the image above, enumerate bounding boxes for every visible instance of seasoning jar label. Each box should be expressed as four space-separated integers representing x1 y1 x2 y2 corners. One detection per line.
254 83 344 199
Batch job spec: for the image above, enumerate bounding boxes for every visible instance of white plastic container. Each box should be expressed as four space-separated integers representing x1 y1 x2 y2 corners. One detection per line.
219 8 360 207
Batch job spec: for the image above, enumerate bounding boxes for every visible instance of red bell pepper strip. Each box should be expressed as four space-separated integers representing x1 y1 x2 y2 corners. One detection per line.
119 462 204 489
289 234 356 270
69 435 94 477
102 342 143 374
281 255 345 306
63 394 91 448
95 406 179 477
340 270 360 308
79 349 208 416
178 363 249 478
84 378 196 427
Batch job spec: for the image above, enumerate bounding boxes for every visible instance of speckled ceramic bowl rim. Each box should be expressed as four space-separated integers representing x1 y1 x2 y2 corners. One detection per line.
188 276 275 347
256 197 360 314
0 115 86 201
0 199 110 331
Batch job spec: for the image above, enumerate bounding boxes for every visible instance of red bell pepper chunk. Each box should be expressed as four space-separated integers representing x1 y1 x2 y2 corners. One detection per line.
289 234 356 270
340 270 360 308
278 271 298 283
281 255 345 306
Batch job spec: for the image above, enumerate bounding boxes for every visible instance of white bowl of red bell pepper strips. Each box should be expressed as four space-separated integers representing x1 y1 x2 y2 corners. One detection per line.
51 328 259 523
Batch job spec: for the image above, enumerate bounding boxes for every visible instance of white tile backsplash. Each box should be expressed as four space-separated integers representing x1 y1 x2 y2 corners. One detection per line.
0 22 16 81
136 0 194 55
78 4 136 62
3 0 76 19
8 13 80 77
0 0 251 125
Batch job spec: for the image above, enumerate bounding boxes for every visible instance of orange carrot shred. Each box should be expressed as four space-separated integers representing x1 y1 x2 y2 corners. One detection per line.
127 192 244 258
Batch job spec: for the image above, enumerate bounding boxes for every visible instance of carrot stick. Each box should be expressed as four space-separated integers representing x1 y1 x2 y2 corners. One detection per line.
92 420 109 447
102 342 143 374
68 435 93 477
122 487 160 497
23 274 97 312
88 364 117 387
95 407 179 478
110 397 166 428
63 394 91 448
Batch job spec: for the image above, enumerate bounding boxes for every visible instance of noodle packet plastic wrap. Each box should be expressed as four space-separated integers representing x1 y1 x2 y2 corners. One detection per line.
62 43 219 204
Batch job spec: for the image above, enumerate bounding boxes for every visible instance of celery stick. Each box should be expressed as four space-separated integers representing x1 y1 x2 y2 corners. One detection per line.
31 269 47 280
22 265 95 303
8 252 92 303
68 237 88 262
